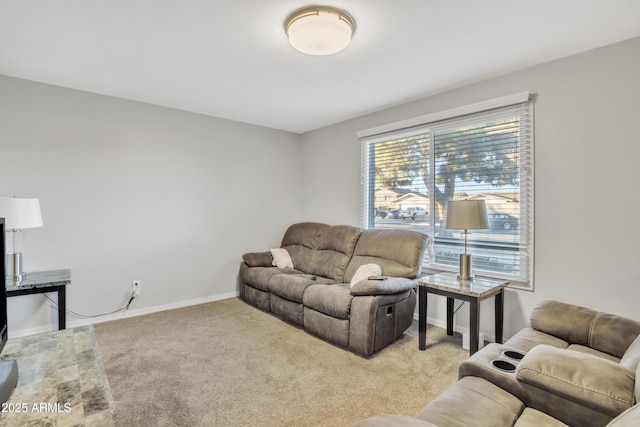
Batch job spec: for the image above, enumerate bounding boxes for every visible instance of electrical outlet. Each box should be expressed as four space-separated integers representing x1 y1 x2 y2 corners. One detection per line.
132 280 142 297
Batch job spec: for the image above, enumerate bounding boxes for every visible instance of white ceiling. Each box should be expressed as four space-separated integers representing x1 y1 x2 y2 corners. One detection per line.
2 1 640 134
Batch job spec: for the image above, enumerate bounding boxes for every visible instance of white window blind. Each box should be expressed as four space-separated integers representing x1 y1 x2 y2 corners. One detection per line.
360 95 534 288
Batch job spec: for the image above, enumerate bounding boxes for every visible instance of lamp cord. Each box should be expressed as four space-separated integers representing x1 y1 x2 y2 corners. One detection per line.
41 294 137 319
453 301 465 315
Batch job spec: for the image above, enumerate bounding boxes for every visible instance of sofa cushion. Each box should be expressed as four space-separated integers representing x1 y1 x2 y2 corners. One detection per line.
304 225 362 282
619 334 640 372
530 301 640 358
530 300 597 347
504 327 569 353
516 345 636 417
281 222 325 248
281 222 326 273
244 266 298 292
317 224 362 255
416 376 524 427
344 229 429 282
281 222 362 282
590 313 640 359
302 283 352 319
514 408 569 426
268 274 334 303
565 344 620 363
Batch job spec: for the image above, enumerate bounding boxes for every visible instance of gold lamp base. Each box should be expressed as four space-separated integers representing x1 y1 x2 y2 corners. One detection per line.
457 254 473 281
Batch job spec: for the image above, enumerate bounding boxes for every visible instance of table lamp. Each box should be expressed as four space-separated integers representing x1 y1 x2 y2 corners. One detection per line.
445 200 488 281
0 197 43 281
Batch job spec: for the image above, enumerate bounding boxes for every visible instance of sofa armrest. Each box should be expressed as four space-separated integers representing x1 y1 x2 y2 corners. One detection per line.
516 345 636 417
351 277 415 296
242 252 273 267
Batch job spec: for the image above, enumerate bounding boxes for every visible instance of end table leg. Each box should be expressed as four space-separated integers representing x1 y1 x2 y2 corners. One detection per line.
470 299 479 355
495 289 504 344
59 285 66 330
419 287 427 350
446 297 454 335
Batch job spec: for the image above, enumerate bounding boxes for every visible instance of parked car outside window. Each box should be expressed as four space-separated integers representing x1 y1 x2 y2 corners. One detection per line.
375 207 390 218
400 207 427 220
488 213 519 230
386 210 402 219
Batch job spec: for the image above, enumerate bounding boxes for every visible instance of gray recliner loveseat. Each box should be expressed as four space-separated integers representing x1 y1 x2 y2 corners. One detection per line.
354 300 640 426
238 222 429 356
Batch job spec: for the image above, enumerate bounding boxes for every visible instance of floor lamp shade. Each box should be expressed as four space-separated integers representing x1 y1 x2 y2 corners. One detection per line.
0 197 43 280
445 200 488 280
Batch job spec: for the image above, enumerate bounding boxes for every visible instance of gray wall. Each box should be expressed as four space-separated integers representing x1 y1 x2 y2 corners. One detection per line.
3 37 639 339
0 76 302 336
300 36 640 338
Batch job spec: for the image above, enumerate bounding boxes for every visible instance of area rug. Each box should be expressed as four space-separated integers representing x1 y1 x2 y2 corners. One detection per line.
95 297 467 427
0 325 118 426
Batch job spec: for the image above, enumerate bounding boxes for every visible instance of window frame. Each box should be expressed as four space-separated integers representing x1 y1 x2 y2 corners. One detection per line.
359 93 534 290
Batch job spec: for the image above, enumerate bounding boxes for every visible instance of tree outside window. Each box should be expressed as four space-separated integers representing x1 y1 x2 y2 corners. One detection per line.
362 102 533 287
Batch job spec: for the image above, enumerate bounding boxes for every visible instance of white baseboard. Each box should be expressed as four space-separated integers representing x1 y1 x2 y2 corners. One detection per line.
8 291 239 339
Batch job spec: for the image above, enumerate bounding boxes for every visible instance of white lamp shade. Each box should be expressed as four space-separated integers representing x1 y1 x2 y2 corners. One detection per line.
445 200 488 230
285 7 354 56
0 197 43 229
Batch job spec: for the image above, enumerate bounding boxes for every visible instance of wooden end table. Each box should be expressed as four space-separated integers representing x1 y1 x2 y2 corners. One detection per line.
416 273 509 355
6 269 71 330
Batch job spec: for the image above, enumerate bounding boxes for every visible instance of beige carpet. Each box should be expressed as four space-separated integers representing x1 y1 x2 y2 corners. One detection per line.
94 297 467 427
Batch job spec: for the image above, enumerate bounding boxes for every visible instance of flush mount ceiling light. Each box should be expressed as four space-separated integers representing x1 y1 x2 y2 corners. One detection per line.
284 6 355 56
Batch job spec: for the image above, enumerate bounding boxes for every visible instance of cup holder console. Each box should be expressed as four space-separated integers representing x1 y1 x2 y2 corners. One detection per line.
459 346 529 400
489 350 526 373
503 350 525 360
491 360 516 372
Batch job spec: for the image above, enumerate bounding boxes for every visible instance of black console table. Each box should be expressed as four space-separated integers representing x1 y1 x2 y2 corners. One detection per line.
6 269 70 330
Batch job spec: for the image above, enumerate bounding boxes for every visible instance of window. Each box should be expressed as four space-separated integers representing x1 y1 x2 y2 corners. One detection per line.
359 93 534 288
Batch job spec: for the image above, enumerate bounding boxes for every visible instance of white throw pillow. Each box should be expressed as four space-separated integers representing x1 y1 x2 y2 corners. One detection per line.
350 263 382 287
271 248 294 269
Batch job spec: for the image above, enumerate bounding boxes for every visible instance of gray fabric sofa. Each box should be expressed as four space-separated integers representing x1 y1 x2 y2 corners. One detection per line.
354 300 640 426
238 222 429 356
